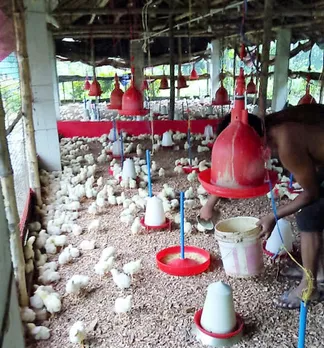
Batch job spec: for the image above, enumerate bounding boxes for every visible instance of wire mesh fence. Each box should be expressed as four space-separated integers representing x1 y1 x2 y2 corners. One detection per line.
0 52 29 217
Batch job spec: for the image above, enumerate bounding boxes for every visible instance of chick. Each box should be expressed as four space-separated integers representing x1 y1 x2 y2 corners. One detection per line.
26 323 50 340
123 260 142 279
100 246 116 261
66 275 90 295
187 171 197 182
69 321 86 345
20 307 36 323
88 219 100 233
111 269 131 290
94 256 115 279
114 295 132 318
131 217 142 235
184 187 195 199
158 168 165 177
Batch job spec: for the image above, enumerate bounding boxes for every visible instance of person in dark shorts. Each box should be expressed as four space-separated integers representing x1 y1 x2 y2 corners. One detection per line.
199 112 263 221
257 104 324 309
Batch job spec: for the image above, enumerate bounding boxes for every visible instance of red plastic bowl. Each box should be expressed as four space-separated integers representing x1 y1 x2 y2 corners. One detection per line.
198 169 278 199
156 245 210 276
194 309 244 339
207 142 214 149
182 166 200 174
140 217 172 231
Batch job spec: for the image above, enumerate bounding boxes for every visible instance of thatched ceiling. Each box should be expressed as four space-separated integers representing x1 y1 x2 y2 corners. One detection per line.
48 0 324 66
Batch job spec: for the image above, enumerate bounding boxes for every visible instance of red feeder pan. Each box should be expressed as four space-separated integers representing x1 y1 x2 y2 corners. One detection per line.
182 166 200 174
140 217 172 232
156 245 210 276
107 74 124 110
177 74 188 89
193 309 244 344
84 77 91 91
118 72 149 116
207 141 214 149
88 79 102 97
212 81 231 105
190 67 199 80
159 76 169 90
246 77 257 94
199 169 278 199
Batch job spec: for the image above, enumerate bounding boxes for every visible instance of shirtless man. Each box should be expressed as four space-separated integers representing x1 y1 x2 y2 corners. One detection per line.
257 103 324 309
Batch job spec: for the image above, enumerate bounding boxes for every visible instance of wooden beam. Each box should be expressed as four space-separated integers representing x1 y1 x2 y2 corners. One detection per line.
258 0 273 117
169 14 175 120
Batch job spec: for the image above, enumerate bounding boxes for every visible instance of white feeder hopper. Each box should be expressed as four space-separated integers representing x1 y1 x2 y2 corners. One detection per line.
144 196 166 226
204 125 214 139
206 105 213 115
122 159 137 180
108 128 119 141
201 281 236 334
161 105 168 115
161 131 173 147
112 139 122 156
266 218 294 255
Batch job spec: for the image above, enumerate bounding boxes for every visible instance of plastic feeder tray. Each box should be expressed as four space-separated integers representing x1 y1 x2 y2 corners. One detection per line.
198 169 278 199
192 309 244 347
182 166 200 174
262 241 296 260
156 245 210 276
140 217 172 232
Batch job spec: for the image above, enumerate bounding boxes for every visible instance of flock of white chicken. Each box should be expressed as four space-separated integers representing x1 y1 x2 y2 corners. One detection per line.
21 129 219 346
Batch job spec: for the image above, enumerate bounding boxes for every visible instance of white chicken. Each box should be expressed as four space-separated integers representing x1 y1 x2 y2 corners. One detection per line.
69 321 86 345
184 187 195 199
114 295 132 317
158 168 165 177
88 219 100 233
26 324 50 340
187 171 197 182
123 260 142 278
35 286 61 315
100 246 116 261
94 256 115 279
20 307 36 322
66 275 90 295
111 269 131 290
131 217 142 235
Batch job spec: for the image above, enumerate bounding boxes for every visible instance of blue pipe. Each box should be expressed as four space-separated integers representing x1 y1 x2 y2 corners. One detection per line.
146 150 152 197
298 301 308 348
289 173 294 189
113 118 117 141
120 132 124 168
180 191 185 259
187 129 192 167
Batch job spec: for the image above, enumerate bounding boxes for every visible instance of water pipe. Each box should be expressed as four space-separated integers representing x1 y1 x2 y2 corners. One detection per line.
298 301 308 348
113 117 117 141
289 173 293 189
180 191 185 259
187 128 192 167
146 149 152 197
120 131 124 168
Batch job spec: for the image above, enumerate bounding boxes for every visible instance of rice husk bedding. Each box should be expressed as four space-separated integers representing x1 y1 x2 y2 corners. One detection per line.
29 136 324 348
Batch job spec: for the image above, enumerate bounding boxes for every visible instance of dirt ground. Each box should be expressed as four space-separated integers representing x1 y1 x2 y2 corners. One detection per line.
29 137 324 348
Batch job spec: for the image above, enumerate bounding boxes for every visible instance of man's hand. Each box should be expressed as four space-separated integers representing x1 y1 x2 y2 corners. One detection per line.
199 204 214 221
257 213 276 240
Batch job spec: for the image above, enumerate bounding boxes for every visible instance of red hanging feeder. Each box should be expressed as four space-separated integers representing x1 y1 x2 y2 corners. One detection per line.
88 79 102 97
199 45 278 199
298 76 317 105
141 79 149 91
159 76 169 89
190 66 199 80
118 67 149 116
107 73 124 110
84 76 91 91
212 80 231 106
177 74 188 89
246 76 257 94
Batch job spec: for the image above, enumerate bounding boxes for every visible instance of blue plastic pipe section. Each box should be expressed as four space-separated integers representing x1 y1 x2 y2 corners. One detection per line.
187 129 192 167
113 117 117 141
180 191 185 259
298 301 308 348
146 150 152 197
120 132 124 168
289 173 293 189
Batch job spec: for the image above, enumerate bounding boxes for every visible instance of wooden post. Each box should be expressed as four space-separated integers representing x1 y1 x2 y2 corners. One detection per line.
177 37 182 100
320 51 324 104
71 80 75 102
169 14 175 120
258 0 274 117
62 82 66 101
233 47 236 97
12 0 42 207
0 89 28 306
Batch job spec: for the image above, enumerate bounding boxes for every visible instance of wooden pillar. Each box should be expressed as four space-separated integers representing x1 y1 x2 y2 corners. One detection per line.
233 47 236 97
271 28 291 111
71 81 75 102
258 0 274 117
177 37 182 100
0 89 28 306
169 14 175 120
211 39 221 98
12 0 42 206
320 51 324 104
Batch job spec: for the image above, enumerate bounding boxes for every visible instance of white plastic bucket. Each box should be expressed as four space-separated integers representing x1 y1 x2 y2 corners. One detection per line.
215 217 264 278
